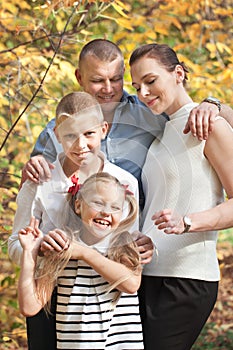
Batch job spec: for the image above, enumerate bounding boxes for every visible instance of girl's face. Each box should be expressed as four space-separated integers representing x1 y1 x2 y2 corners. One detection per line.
130 57 185 115
76 181 125 244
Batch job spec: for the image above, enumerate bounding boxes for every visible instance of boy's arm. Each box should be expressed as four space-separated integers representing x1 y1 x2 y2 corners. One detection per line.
8 182 38 265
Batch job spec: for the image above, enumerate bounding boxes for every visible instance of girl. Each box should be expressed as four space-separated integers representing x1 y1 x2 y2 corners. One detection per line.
129 44 233 350
18 172 144 349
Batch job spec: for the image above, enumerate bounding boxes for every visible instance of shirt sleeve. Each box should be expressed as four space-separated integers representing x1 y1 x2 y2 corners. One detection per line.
31 119 62 163
8 181 39 265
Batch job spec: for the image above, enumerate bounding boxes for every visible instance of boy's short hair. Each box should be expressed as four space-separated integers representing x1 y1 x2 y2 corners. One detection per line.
56 92 103 125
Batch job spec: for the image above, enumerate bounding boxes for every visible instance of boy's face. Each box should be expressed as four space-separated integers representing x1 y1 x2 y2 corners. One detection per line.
55 110 108 168
75 181 124 243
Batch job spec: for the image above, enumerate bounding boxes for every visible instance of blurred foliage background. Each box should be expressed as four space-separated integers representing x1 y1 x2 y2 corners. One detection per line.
0 0 232 348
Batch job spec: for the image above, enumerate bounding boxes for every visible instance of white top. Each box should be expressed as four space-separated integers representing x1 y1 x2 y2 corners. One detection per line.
8 152 139 266
141 103 224 281
56 235 144 349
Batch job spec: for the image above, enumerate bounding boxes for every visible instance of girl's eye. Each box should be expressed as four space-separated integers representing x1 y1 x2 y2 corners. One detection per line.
111 205 122 212
92 200 103 207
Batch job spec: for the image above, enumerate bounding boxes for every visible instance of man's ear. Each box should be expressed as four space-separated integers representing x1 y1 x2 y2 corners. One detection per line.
74 198 81 215
75 68 82 86
54 126 61 143
101 121 109 139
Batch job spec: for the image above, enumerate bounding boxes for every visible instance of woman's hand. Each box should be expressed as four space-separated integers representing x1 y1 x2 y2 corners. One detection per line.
152 209 185 235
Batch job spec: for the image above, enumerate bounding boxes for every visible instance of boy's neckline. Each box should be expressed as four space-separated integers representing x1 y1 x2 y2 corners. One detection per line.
62 153 104 182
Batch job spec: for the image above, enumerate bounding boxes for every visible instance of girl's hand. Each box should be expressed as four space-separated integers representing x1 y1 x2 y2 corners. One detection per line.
40 229 70 255
19 217 42 251
152 209 185 234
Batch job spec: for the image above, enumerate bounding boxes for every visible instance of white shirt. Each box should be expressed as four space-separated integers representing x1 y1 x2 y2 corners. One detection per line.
8 152 139 266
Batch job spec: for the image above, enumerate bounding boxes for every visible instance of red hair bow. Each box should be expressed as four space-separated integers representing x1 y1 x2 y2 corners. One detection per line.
68 175 81 196
122 184 134 196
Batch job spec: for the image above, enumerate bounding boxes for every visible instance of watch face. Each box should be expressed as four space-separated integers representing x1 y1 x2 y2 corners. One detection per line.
184 216 192 226
207 97 220 103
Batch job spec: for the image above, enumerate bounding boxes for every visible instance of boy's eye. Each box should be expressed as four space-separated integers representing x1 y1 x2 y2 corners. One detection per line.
65 134 76 139
84 131 95 136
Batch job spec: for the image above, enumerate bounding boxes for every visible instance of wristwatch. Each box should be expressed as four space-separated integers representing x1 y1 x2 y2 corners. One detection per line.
202 96 221 112
182 216 192 233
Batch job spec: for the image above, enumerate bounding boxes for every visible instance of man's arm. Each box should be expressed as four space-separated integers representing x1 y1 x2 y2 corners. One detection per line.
184 100 233 140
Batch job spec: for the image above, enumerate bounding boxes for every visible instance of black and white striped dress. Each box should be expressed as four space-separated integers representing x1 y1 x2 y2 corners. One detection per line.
56 236 144 349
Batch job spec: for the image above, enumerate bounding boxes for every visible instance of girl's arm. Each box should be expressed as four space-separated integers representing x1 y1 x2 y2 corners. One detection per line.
71 241 141 294
41 229 141 294
18 219 50 316
18 249 43 316
152 118 233 233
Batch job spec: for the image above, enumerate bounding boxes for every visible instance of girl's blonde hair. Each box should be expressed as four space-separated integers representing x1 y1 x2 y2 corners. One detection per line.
36 173 141 311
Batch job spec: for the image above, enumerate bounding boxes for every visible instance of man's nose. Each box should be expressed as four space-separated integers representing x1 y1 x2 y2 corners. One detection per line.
102 80 113 93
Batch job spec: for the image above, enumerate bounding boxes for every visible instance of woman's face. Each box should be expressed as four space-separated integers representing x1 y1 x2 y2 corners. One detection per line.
130 57 184 115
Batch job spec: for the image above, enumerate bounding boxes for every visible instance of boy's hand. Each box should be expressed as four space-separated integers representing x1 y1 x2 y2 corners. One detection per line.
135 232 154 265
40 229 70 255
183 102 219 140
20 155 55 187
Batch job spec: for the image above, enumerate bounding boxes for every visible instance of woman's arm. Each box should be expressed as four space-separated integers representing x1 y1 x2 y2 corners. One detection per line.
152 118 233 234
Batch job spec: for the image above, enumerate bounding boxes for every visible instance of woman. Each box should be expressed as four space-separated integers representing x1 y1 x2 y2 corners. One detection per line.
129 43 233 350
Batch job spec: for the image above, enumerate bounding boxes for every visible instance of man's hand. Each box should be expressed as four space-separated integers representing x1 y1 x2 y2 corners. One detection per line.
20 155 55 188
183 102 219 140
135 232 154 265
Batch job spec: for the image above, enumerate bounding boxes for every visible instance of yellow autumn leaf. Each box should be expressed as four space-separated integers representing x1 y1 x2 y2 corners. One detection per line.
115 0 131 12
8 201 17 212
206 43 216 53
216 42 232 55
111 2 129 18
115 17 133 30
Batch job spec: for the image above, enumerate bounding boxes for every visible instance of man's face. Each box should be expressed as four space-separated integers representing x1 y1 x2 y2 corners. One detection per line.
75 55 124 115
